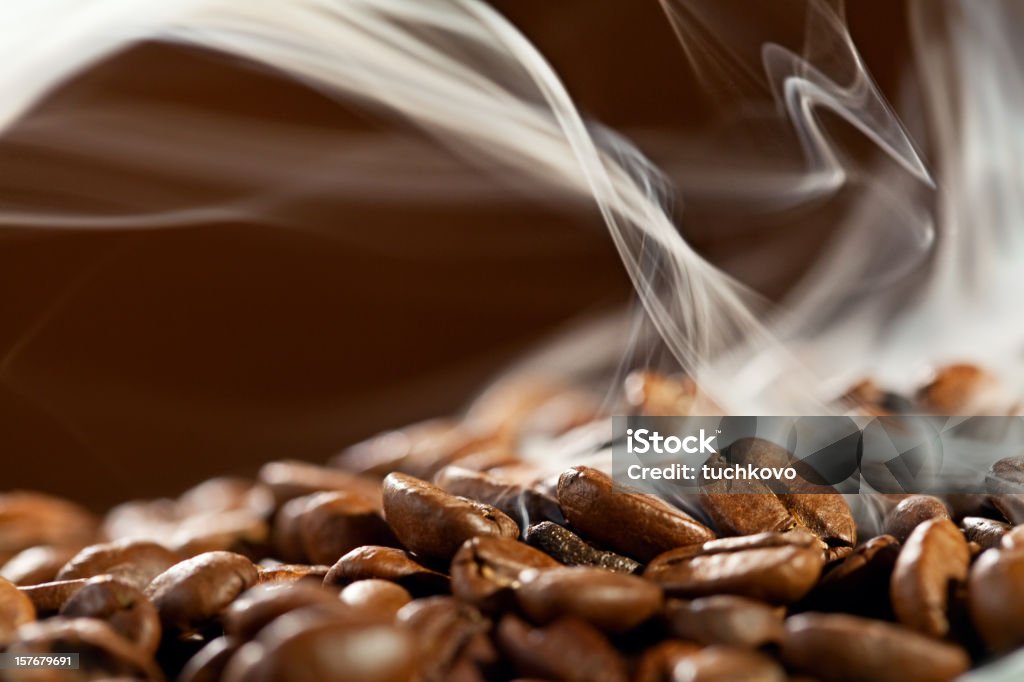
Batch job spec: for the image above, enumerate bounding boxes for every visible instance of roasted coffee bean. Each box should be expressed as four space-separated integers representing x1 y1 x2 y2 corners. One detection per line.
7 617 163 681
842 380 912 415
1 576 36 645
297 491 398 565
435 465 564 527
961 516 1011 550
19 578 89 614
883 495 950 543
968 548 1024 652
644 531 823 603
890 518 969 638
0 492 98 563
223 582 343 640
382 473 519 561
178 636 240 682
340 579 411 619
1000 524 1024 550
57 538 180 590
396 596 490 682
495 614 628 682
465 376 598 443
323 546 449 595
145 551 258 633
170 509 269 558
557 467 713 562
271 495 313 563
800 534 899 618
102 498 181 542
624 371 700 416
0 545 79 586
524 522 639 573
664 595 783 648
450 536 559 612
632 640 701 682
672 646 785 682
986 456 1024 524
258 460 382 509
516 566 662 633
257 563 329 584
177 476 274 518
917 363 997 414
781 613 969 682
60 575 161 654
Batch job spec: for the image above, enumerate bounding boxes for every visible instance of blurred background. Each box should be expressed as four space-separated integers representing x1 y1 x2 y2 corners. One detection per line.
0 0 906 508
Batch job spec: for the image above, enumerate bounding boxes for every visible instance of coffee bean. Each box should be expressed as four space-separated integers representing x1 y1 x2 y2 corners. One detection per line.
170 509 269 558
450 536 558 612
0 492 98 564
632 640 701 682
800 534 899 618
917 363 997 413
672 646 785 682
271 495 314 563
0 545 79 586
516 566 662 633
986 457 1024 524
257 563 329 584
624 371 699 416
557 466 713 562
57 539 180 590
177 477 274 518
890 518 969 638
396 596 490 682
434 465 564 527
178 636 240 682
961 516 1011 550
781 613 969 682
884 495 951 543
1 576 36 646
382 473 519 562
223 582 343 641
258 460 382 509
297 491 398 565
102 498 180 542
145 551 258 633
643 531 823 604
60 575 161 654
523 522 640 573
1000 524 1024 550
18 578 89 615
323 546 449 596
664 595 783 647
968 548 1024 652
340 579 411 619
495 614 628 682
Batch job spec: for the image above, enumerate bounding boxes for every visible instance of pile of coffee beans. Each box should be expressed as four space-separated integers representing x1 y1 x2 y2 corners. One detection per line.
2 366 1024 681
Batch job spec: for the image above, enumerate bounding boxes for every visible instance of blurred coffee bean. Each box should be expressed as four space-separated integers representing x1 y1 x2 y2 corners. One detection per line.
883 495 950 543
1 576 36 646
516 566 662 633
672 646 785 682
57 539 180 590
177 476 275 518
258 460 382 509
0 492 98 563
524 521 640 573
102 498 180 541
340 579 411 619
643 531 823 604
223 582 343 640
450 536 559 612
435 465 564 527
664 595 783 648
170 509 269 558
271 495 313 563
986 456 1024 524
799 534 899 618
632 640 701 682
178 636 240 682
396 596 490 682
961 516 1011 550
19 579 89 615
0 545 79 586
842 379 912 415
382 473 519 562
257 563 329 584
1001 524 1024 550
557 466 713 562
968 548 1024 652
495 614 628 682
323 546 449 595
145 551 258 633
917 363 999 414
890 518 969 638
297 491 398 565
782 613 969 682
624 371 699 416
465 377 598 444
60 575 161 654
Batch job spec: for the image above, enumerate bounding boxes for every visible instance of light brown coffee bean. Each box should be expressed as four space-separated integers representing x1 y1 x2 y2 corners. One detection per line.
917 363 997 414
224 582 343 640
178 636 240 682
435 465 563 527
382 473 519 562
1001 524 1024 550
339 580 411 619
495 614 628 682
890 518 969 638
257 564 329 584
170 510 269 558
0 492 98 563
145 551 258 633
968 548 1024 652
781 613 969 682
450 536 559 612
396 596 490 682
0 545 79 586
523 522 640 574
1 576 36 646
664 595 783 648
632 640 701 682
557 467 713 562
258 460 382 509
884 495 950 543
177 476 274 518
18 578 89 615
961 516 1011 550
624 371 700 416
297 491 398 565
57 539 180 590
323 546 449 596
516 566 662 633
60 575 161 655
643 531 823 604
672 646 785 682
102 498 180 542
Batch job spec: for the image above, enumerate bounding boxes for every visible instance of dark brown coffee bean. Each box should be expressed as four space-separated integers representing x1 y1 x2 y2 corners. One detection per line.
883 495 950 543
170 510 269 558
961 516 1011 550
18 578 89 615
257 563 329 584
60 575 161 655
223 582 343 640
382 473 519 561
986 457 1024 524
340 579 411 619
890 518 969 638
781 613 969 682
632 640 701 682
7 617 163 680
557 467 713 562
57 539 180 590
0 492 98 563
524 522 639 574
0 545 79 586
450 536 559 612
145 551 258 633
271 495 313 563
298 491 398 565
672 646 785 682
495 614 628 682
396 596 490 682
177 476 274 518
516 566 662 633
178 636 240 682
258 460 383 509
664 595 783 648
968 548 1024 652
800 534 899 618
435 465 564 527
643 531 823 604
323 546 449 595
1 576 36 646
